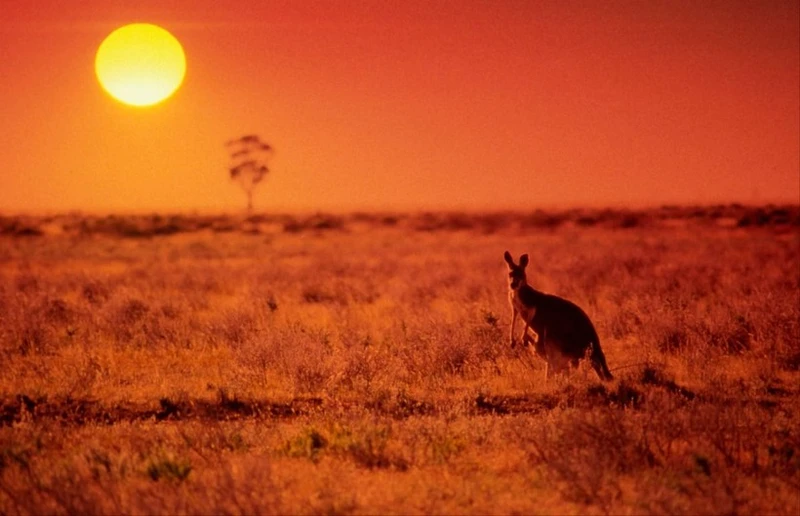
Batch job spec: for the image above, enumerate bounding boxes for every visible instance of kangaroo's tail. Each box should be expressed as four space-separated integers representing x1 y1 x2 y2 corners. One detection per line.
590 342 614 381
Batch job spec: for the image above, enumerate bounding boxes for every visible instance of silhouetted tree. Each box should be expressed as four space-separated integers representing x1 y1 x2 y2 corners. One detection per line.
226 134 273 212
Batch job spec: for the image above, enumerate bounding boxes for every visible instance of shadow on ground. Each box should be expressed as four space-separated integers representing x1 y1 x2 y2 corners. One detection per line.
1 368 715 426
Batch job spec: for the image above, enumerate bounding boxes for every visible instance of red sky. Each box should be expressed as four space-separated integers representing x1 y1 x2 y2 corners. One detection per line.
1 0 798 212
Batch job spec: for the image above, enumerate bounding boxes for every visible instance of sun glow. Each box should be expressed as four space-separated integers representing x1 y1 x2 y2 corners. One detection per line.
95 23 186 107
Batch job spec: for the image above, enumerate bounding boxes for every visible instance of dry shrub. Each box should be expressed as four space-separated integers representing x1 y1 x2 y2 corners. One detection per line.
0 216 44 237
338 342 387 394
301 277 379 307
14 273 40 294
97 294 196 349
229 320 337 395
284 422 410 471
0 294 78 356
520 209 566 229
81 280 111 306
283 214 346 233
210 307 258 346
301 284 342 304
521 409 652 508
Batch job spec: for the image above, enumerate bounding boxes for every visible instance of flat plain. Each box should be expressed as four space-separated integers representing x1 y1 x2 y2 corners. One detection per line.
1 206 798 514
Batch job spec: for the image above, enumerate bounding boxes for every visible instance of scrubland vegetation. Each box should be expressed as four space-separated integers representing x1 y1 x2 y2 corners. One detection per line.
1 205 798 514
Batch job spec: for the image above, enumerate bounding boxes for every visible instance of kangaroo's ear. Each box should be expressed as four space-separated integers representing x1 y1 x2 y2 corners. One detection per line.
519 254 529 268
503 251 514 266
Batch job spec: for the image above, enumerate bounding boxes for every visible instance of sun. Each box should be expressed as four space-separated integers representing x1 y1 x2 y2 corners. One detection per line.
95 23 186 107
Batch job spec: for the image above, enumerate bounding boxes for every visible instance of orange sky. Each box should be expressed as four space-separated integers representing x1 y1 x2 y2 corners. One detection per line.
1 0 798 212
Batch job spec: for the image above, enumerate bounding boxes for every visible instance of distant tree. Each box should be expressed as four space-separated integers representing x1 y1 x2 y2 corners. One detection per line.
226 134 273 212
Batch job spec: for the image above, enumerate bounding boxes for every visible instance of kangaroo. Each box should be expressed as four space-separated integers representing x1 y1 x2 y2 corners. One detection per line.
504 251 613 381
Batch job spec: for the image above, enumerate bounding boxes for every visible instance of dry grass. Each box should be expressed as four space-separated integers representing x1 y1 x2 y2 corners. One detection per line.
1 207 798 514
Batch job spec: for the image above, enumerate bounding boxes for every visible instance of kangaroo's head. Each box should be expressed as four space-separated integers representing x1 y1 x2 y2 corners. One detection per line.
503 251 529 290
